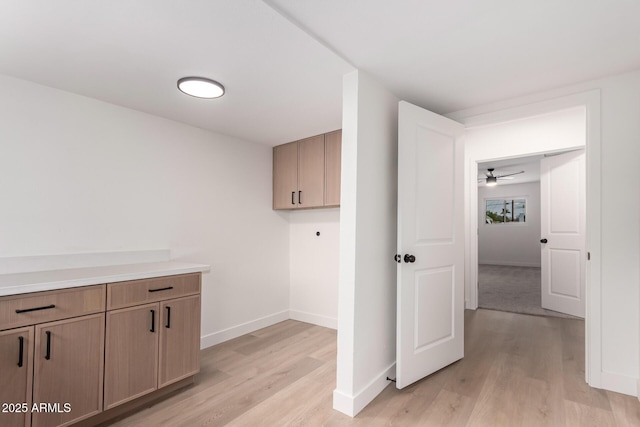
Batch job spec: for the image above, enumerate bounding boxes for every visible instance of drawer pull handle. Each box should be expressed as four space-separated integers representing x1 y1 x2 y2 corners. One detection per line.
16 304 56 314
18 336 24 367
166 306 171 329
150 310 156 333
149 286 174 293
45 331 51 360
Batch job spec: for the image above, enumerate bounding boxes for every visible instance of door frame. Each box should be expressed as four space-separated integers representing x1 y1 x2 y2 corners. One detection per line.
448 90 601 387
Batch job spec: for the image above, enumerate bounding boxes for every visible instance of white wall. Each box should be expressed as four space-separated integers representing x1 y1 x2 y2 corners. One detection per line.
451 69 640 396
334 70 398 416
0 74 290 347
478 182 541 267
591 71 640 395
289 208 339 329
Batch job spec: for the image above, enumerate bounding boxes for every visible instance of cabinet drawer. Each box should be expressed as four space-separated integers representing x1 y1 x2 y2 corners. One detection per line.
107 273 201 310
0 285 106 331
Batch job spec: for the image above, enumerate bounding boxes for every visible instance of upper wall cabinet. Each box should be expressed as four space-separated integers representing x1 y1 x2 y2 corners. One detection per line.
324 130 342 207
273 130 341 210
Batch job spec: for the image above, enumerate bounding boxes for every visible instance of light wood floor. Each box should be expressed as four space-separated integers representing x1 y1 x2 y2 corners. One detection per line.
106 309 640 426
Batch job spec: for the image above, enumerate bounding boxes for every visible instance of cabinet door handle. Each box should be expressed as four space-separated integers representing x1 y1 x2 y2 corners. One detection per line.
149 286 173 293
166 306 171 329
150 310 156 333
18 336 24 367
298 190 302 204
16 304 55 314
291 191 295 205
45 331 51 360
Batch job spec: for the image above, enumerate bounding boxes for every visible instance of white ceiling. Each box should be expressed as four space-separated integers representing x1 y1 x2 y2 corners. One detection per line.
0 1 353 146
270 0 640 113
2 1 640 146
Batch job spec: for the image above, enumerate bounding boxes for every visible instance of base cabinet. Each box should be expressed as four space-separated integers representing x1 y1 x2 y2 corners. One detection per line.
32 314 104 427
104 303 159 410
104 274 201 410
0 327 33 427
0 285 105 427
159 295 201 387
0 272 201 427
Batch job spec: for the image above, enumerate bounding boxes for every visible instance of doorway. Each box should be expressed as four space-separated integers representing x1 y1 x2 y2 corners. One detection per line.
394 94 599 389
457 91 601 386
476 152 584 319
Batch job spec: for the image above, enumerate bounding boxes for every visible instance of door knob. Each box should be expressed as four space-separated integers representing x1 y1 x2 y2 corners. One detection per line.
540 238 548 244
403 254 416 263
394 254 401 263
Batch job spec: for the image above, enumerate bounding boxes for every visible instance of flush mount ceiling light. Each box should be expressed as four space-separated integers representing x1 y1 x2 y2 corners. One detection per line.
177 77 225 99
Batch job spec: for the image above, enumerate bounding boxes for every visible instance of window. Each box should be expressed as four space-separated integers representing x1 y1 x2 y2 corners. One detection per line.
485 198 526 224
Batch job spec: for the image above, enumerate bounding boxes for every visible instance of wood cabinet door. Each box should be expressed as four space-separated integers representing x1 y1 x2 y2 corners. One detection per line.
158 295 201 388
273 142 299 209
0 327 33 427
297 134 325 208
104 303 159 410
324 129 342 206
32 314 104 427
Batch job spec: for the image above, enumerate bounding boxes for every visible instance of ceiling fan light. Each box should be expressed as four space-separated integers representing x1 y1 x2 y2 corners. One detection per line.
486 176 498 186
177 77 225 99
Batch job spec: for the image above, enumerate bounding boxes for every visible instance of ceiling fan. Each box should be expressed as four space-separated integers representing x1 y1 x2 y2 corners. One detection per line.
479 168 524 186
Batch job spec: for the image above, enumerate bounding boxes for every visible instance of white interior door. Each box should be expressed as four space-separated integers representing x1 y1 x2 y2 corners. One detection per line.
540 149 586 318
396 101 465 389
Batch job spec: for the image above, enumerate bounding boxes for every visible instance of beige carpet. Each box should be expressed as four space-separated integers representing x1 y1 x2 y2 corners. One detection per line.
478 264 579 319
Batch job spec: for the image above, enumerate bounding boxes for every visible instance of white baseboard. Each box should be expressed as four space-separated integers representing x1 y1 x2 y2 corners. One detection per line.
0 249 170 275
200 309 336 350
465 299 478 310
333 362 396 417
289 310 337 329
200 310 289 349
600 370 638 397
332 389 354 417
478 261 541 268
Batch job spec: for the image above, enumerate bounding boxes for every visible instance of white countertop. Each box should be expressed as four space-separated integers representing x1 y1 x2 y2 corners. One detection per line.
0 261 210 296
